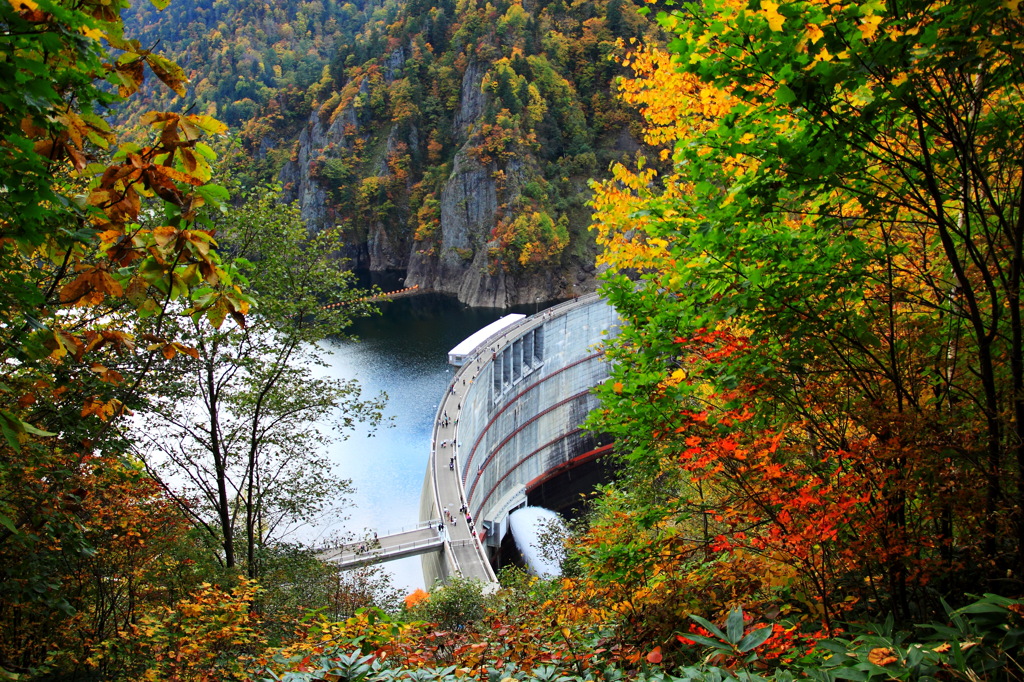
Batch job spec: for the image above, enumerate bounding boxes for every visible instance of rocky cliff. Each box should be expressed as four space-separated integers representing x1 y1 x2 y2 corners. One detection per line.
267 0 656 307
123 0 657 307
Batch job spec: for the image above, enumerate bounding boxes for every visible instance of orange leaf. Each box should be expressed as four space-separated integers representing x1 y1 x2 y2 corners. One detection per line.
174 343 200 359
150 163 204 187
59 272 94 305
868 647 898 666
646 646 663 664
152 225 178 248
90 268 123 297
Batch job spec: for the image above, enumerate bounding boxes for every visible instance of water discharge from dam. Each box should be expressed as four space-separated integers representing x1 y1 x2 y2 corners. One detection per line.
507 506 567 579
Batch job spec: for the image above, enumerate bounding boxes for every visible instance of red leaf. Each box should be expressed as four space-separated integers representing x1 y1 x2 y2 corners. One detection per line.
646 646 663 664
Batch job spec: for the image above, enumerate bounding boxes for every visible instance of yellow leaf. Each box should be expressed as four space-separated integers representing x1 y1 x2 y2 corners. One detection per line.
761 0 785 31
805 23 824 44
849 84 874 107
183 114 228 136
807 46 834 69
146 54 188 97
860 14 882 40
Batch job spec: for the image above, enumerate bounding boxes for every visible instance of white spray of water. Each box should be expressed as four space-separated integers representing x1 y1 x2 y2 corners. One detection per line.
508 506 567 578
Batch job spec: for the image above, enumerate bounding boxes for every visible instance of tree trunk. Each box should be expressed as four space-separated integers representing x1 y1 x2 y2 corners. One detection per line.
206 355 234 569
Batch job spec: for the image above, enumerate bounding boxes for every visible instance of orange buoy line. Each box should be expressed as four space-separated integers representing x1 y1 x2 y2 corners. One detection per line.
321 284 420 309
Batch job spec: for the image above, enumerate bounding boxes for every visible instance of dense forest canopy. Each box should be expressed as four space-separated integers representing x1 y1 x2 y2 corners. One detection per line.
121 0 374 125
2 0 1024 679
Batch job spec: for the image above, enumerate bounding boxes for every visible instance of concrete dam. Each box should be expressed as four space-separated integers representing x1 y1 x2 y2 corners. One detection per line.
418 293 619 587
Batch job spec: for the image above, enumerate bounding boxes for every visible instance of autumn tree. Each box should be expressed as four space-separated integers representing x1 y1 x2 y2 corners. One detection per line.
135 185 386 578
586 0 1024 637
0 456 213 676
490 210 570 272
0 0 250 675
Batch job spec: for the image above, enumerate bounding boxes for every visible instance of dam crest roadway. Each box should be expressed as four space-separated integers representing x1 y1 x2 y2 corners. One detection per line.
320 293 619 588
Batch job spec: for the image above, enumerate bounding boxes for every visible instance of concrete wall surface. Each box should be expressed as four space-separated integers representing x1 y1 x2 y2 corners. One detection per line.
420 294 618 586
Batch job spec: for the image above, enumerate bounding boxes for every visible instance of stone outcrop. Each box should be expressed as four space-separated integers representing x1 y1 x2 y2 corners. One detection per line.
278 50 602 308
453 60 487 137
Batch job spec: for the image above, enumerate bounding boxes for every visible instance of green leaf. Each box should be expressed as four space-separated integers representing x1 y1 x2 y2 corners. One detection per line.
197 183 230 211
20 420 55 438
0 512 18 535
689 614 729 644
737 625 773 653
775 84 796 104
0 411 24 452
725 607 744 645
682 633 731 650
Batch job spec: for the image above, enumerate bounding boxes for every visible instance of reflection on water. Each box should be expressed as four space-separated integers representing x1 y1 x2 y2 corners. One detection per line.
311 276 546 592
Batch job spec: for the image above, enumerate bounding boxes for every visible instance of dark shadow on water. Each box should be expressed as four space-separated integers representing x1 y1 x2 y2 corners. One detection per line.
343 269 565 360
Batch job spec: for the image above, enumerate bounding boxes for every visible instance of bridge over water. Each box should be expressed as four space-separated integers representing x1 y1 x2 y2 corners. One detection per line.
321 293 618 587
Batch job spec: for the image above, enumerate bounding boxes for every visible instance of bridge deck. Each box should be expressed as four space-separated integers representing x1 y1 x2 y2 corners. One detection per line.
319 523 444 570
431 374 496 583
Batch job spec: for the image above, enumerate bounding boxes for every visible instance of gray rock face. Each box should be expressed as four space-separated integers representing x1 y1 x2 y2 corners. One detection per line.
278 109 331 232
279 53 398 236
453 60 487 137
367 222 405 270
279 106 408 269
383 47 406 81
406 151 592 307
406 146 498 301
280 52 600 308
406 61 546 307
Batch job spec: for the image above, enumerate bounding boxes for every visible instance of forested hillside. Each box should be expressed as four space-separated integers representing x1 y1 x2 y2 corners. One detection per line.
121 0 368 125
124 0 662 305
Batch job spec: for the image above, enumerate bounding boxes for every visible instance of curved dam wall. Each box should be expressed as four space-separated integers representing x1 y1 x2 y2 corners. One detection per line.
420 294 618 586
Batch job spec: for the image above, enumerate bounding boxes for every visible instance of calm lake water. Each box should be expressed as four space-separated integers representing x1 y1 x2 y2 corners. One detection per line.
310 275 548 592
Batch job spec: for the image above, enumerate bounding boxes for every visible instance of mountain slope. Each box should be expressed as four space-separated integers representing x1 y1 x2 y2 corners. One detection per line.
126 0 662 305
